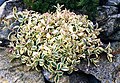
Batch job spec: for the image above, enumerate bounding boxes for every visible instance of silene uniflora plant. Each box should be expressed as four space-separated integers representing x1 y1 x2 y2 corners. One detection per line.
9 4 113 83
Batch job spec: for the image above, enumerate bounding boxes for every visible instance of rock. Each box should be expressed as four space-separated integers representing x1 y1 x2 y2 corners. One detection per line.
0 0 23 18
111 42 120 51
0 0 6 6
97 6 118 16
0 38 10 47
81 0 120 82
101 18 116 36
109 14 120 18
42 68 54 83
0 0 23 39
106 0 120 6
68 70 101 83
109 31 120 41
43 67 101 83
94 2 120 82
99 0 108 6
0 48 102 83
77 54 120 83
0 49 45 83
97 1 120 44
0 28 12 39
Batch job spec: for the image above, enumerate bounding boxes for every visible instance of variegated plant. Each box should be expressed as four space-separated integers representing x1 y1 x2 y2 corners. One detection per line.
9 5 113 83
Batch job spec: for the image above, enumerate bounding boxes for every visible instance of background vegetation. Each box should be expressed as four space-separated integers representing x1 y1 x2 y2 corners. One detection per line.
23 0 99 20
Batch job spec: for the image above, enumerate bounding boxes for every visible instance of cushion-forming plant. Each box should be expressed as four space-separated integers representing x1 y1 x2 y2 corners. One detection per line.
9 5 113 83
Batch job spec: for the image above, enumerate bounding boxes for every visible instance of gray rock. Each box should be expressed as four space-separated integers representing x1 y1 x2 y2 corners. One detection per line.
0 0 23 18
0 28 12 38
103 6 117 15
0 1 46 83
77 54 120 83
97 6 118 21
111 42 120 51
0 0 23 39
98 16 120 42
109 14 120 18
107 0 120 6
89 1 120 82
43 67 101 83
102 18 116 36
109 31 120 40
97 5 120 43
0 0 5 6
53 49 120 83
0 49 45 83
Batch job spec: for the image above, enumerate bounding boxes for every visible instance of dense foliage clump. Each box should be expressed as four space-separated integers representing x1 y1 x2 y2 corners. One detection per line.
23 0 99 20
9 6 112 83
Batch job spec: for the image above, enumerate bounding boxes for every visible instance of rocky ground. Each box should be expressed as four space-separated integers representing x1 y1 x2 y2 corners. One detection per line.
0 48 45 83
0 0 120 83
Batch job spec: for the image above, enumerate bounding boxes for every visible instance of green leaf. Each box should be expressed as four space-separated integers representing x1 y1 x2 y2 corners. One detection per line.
54 75 59 83
107 56 113 62
51 61 56 68
27 50 32 56
41 54 45 59
67 57 72 63
13 7 18 19
20 48 24 54
57 63 62 70
108 53 113 58
16 45 24 48
105 43 111 50
15 54 21 58
72 60 76 65
107 53 113 62
48 66 54 73
54 55 60 60
36 38 40 45
39 59 44 66
61 57 66 63
31 46 37 50
61 66 69 71
56 71 63 76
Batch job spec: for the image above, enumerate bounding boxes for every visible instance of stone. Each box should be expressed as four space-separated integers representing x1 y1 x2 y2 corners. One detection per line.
0 49 45 83
0 0 6 6
111 42 120 51
0 28 12 39
0 0 23 18
97 6 118 22
109 14 120 18
98 16 120 43
68 70 101 83
101 6 118 15
101 18 116 36
96 4 120 82
77 54 120 83
106 0 120 6
109 31 120 41
99 0 108 6
43 69 101 83
97 1 120 44
0 0 23 39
